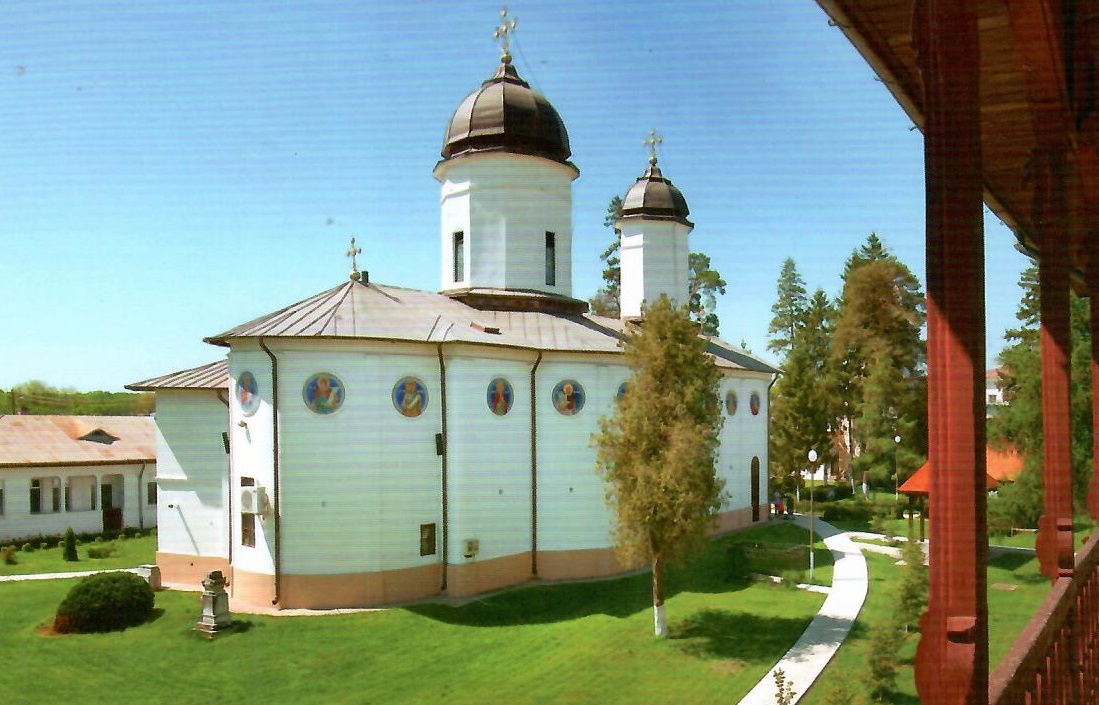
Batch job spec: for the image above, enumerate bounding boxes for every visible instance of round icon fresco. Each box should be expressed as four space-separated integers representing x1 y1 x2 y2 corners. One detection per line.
393 376 428 418
487 377 513 416
750 391 761 416
237 371 259 416
552 380 585 416
616 381 628 401
303 372 345 415
726 390 738 416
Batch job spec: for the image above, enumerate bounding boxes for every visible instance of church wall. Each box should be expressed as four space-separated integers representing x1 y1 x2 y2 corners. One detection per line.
227 348 276 577
534 354 626 572
715 373 771 521
443 347 538 595
153 389 229 579
271 342 443 583
439 154 575 296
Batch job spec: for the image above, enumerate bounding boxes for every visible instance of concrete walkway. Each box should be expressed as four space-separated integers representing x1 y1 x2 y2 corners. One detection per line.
0 567 150 583
737 516 870 705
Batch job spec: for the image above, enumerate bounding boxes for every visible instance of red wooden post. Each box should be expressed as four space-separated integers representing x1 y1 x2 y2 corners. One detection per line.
1089 257 1099 523
912 2 989 704
1033 147 1075 582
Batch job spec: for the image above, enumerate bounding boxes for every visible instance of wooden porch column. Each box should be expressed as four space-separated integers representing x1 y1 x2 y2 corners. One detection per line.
912 2 989 704
1034 149 1076 581
1089 255 1099 522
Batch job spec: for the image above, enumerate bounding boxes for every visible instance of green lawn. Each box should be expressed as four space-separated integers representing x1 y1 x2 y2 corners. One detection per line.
0 525 826 705
0 533 157 575
800 545 1051 704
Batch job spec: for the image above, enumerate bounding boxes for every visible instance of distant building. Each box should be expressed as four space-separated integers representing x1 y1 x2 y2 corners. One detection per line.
130 22 776 610
986 367 1008 416
0 415 157 541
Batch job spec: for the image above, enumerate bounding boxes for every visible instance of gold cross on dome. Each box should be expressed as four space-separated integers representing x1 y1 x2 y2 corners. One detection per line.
644 129 663 164
347 237 362 281
494 7 517 62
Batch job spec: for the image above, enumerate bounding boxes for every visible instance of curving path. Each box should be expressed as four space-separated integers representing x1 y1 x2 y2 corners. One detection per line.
737 515 869 705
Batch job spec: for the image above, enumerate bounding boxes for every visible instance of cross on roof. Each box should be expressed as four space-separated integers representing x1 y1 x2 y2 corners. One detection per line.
494 7 517 62
347 237 362 281
644 129 663 165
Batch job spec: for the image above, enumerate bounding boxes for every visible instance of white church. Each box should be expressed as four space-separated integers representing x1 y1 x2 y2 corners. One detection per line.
130 26 777 610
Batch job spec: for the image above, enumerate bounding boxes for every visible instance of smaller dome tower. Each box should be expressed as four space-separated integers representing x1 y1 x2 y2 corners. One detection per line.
617 131 693 319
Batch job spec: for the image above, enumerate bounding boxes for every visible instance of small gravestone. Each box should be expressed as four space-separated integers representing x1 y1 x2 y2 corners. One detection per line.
195 570 231 635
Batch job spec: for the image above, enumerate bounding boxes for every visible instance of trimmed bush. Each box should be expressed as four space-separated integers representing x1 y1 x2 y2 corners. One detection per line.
54 572 155 634
20 543 33 553
62 528 78 562
1 546 17 565
87 544 117 560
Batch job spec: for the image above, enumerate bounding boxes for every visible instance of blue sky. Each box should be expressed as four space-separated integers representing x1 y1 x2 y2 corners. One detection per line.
0 1 1029 392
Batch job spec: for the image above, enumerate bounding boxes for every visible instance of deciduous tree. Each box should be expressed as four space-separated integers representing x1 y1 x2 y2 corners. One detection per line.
595 296 725 637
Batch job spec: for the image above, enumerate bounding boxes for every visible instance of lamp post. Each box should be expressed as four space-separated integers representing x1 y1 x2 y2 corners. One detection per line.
893 434 901 503
808 448 818 583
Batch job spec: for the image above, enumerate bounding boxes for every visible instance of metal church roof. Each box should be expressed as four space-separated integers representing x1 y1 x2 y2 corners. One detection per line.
200 279 778 374
127 360 228 392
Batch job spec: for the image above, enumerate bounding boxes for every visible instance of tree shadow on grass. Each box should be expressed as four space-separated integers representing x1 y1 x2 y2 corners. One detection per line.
668 608 823 664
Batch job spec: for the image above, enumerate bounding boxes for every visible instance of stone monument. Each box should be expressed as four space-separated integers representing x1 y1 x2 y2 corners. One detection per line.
195 570 231 635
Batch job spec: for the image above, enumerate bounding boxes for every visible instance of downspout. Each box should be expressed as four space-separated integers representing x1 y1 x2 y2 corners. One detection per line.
137 463 147 531
530 351 543 575
436 344 449 591
259 338 282 606
216 389 233 570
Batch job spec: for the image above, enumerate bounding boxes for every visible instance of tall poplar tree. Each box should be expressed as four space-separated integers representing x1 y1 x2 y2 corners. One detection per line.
595 295 725 637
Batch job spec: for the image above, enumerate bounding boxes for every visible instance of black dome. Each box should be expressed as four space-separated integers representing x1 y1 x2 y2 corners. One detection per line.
620 160 692 226
442 60 571 165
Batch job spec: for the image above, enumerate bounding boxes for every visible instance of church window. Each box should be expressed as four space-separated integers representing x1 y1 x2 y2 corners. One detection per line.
750 392 761 416
726 390 738 416
453 231 465 283
0 482 5 515
241 477 256 548
545 232 556 285
420 523 437 556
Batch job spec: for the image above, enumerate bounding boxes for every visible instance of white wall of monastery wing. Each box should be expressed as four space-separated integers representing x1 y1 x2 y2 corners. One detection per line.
535 355 624 553
439 153 575 295
445 348 539 565
0 461 156 542
154 389 228 558
716 373 771 517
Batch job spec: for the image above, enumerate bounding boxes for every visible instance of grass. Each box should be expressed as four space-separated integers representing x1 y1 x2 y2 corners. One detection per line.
0 533 157 576
726 521 835 586
799 542 1051 704
0 524 825 705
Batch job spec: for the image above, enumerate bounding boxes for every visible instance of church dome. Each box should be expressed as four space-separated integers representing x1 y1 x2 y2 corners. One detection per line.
619 159 692 227
441 59 572 165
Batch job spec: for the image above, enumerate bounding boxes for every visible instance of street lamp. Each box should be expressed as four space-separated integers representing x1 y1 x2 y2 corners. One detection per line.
893 434 902 503
808 448 818 583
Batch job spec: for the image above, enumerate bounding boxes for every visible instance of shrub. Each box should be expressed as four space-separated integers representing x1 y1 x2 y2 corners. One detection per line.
62 528 78 562
87 544 116 560
21 543 33 553
53 572 155 634
725 544 751 582
1 546 17 565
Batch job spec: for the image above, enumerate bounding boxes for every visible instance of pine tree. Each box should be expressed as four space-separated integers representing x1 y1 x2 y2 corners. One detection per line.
595 296 725 637
897 532 927 633
62 527 78 562
767 257 809 358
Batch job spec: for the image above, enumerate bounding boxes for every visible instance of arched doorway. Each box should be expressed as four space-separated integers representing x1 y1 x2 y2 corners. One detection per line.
750 457 761 522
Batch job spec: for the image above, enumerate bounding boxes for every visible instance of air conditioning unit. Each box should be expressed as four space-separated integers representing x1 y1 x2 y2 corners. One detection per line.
240 486 267 515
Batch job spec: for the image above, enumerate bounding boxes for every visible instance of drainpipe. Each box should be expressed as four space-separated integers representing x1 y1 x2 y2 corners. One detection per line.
259 338 282 606
436 344 449 591
530 351 543 575
216 389 233 571
137 463 147 530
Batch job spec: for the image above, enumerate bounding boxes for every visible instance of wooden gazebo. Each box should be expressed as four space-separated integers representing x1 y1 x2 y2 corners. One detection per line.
814 2 1099 703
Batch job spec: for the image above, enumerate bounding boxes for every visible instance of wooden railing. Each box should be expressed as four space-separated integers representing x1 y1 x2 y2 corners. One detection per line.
990 533 1099 704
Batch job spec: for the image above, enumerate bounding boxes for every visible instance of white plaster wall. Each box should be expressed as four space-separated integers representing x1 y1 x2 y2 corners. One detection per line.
271 341 443 576
154 389 228 558
444 348 538 566
438 153 575 296
715 373 771 516
535 355 626 553
228 348 276 574
619 219 691 318
0 462 156 542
